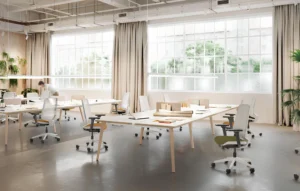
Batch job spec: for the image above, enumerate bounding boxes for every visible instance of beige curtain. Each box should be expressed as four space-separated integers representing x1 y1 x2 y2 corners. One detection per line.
26 33 50 90
273 4 300 126
112 22 147 113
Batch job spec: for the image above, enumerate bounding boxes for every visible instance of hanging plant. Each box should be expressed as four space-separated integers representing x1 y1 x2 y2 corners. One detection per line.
9 65 19 74
17 56 27 66
0 60 7 74
9 79 18 87
2 52 9 60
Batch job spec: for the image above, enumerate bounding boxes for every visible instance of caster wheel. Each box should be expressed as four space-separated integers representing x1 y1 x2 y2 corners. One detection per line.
294 174 299 181
147 128 150 130
30 138 33 143
295 149 299 154
57 119 59 121
156 136 159 140
248 162 252 165
36 124 39 127
142 136 144 139
211 163 215 168
56 138 60 142
13 121 15 123
91 142 94 146
241 148 244 151
250 168 255 174
104 146 108 151
259 133 262 136
146 132 149 135
159 133 162 137
224 161 228 164
179 129 182 131
135 133 138 137
248 143 251 148
87 148 92 153
39 136 42 140
166 129 169 132
41 140 45 144
76 145 79 150
65 117 67 119
252 135 255 138
24 124 28 127
247 131 251 134
234 161 236 166
103 142 107 144
226 169 231 175
68 119 70 121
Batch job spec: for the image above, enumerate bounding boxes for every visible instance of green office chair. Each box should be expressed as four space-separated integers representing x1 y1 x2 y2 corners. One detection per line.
211 104 255 175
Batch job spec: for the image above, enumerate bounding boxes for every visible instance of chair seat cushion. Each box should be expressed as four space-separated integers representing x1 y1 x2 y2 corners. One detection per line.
37 119 49 125
223 121 234 126
215 136 247 146
83 123 107 131
62 107 75 110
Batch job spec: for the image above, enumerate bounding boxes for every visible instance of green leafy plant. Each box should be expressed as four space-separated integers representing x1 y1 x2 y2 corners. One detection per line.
9 65 19 74
2 52 9 60
282 49 300 125
17 56 27 66
9 79 18 87
21 88 39 98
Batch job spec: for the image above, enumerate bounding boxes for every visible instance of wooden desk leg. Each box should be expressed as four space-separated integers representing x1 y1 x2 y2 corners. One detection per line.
139 127 144 145
209 116 215 135
18 113 23 131
5 114 8 145
59 109 62 123
96 125 105 161
169 128 175 173
79 107 84 121
188 123 195 149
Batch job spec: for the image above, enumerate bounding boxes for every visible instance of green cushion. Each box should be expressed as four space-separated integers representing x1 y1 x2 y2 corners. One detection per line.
215 136 247 145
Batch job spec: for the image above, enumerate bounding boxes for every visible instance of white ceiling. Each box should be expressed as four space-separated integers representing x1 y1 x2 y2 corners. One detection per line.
0 0 299 33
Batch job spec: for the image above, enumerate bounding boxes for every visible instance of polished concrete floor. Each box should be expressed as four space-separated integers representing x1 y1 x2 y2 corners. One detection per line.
0 112 300 191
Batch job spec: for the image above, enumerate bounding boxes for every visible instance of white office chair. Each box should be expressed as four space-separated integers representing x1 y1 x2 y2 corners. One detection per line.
112 92 130 114
41 90 50 99
134 96 162 140
211 104 255 175
2 98 21 123
60 95 85 121
30 98 60 144
24 92 42 127
76 98 108 153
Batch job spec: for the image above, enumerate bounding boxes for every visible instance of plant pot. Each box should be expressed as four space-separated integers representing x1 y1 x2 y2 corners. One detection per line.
293 123 300 131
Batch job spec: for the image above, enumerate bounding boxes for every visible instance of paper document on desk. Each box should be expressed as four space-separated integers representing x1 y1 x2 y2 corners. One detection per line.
129 113 150 120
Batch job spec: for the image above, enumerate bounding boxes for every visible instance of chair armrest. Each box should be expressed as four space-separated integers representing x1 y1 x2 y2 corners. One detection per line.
249 116 255 119
225 113 235 116
89 116 100 120
216 124 230 136
95 114 106 118
226 129 243 132
215 124 230 127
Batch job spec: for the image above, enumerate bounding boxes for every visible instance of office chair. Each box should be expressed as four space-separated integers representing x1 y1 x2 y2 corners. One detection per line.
211 104 255 175
60 95 85 121
134 96 162 140
112 92 130 114
30 98 60 144
222 98 261 147
2 98 21 123
41 90 50 99
76 98 108 153
24 92 41 127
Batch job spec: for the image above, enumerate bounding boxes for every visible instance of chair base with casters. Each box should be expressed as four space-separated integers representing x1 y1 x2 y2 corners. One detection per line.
61 108 77 121
135 127 162 140
76 115 108 153
1 116 19 124
166 126 182 132
211 136 255 175
29 120 60 144
24 112 41 127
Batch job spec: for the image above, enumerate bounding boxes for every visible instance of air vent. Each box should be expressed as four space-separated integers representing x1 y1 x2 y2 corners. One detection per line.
217 0 230 5
47 22 54 26
118 13 127 18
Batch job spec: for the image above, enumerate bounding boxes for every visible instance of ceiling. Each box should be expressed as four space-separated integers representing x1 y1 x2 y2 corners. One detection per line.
0 0 299 33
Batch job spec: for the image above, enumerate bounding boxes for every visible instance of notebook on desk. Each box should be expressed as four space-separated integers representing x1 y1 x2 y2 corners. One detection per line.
128 112 150 120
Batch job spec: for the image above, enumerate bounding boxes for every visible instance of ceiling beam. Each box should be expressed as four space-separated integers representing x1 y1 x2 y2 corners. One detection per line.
97 0 133 8
10 0 85 13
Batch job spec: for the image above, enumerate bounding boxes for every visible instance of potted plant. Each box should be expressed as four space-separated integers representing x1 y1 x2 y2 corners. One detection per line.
21 88 39 98
282 49 300 131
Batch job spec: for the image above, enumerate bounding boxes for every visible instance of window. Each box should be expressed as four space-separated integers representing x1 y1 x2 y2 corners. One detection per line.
148 16 273 93
51 30 114 89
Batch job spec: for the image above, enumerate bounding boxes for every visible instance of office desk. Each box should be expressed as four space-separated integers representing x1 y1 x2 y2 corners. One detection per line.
96 104 238 173
0 99 121 145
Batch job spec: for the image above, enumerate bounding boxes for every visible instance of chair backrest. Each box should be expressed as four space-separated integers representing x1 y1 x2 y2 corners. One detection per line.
241 97 257 119
139 96 150 112
163 94 171 102
121 92 130 110
71 95 85 101
234 104 250 139
52 96 65 101
3 92 16 99
82 98 92 121
4 98 22 105
41 90 50 99
41 98 57 120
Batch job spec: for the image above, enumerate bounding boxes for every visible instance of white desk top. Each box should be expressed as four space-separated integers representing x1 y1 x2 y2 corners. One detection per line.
100 104 238 128
0 99 121 114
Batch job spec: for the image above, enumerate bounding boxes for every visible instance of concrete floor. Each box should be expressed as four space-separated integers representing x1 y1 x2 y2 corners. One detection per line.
0 112 300 191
